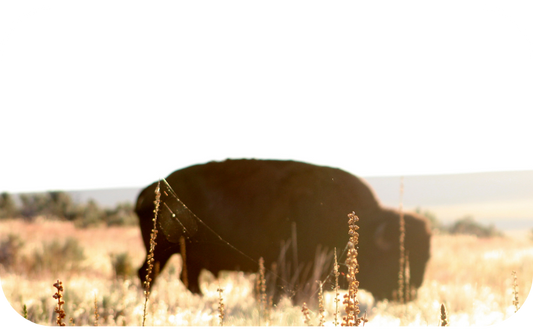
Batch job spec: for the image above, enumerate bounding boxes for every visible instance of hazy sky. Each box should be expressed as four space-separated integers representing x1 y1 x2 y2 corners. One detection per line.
1 1 532 193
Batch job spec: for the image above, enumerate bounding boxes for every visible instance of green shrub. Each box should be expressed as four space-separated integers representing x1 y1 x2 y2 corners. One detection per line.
19 193 51 221
2 190 138 228
48 191 80 220
105 202 137 227
110 252 134 280
18 191 82 221
447 216 503 238
0 192 20 219
415 207 445 233
0 234 24 269
30 237 86 274
75 200 105 228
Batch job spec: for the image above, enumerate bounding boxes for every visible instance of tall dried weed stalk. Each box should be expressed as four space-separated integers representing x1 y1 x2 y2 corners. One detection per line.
142 181 161 326
341 212 366 326
93 293 99 326
217 287 225 326
440 303 449 326
301 302 312 326
52 279 66 326
22 304 27 320
333 247 340 326
404 251 411 303
257 257 269 325
317 281 325 326
398 176 406 304
512 270 520 312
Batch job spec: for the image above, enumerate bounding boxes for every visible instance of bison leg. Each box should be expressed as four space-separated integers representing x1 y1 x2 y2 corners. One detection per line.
184 262 202 295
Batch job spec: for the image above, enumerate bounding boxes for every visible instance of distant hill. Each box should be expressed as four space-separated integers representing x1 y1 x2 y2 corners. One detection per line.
364 170 533 231
68 187 141 208
365 170 533 207
64 170 532 231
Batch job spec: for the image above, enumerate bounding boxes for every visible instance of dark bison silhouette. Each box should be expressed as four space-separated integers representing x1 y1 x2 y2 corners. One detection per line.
136 159 431 302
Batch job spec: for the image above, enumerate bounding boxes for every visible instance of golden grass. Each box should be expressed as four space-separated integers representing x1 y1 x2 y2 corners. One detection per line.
1 218 532 326
0 218 144 279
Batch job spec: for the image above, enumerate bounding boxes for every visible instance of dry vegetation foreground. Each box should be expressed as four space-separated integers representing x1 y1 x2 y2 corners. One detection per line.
0 218 532 327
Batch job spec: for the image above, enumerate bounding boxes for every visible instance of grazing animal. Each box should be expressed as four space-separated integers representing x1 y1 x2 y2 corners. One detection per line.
136 159 431 302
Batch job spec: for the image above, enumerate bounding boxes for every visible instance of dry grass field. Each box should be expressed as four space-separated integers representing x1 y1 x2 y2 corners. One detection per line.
0 217 531 327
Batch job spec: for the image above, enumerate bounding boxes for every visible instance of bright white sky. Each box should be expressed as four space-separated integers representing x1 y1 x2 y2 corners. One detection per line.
1 1 532 193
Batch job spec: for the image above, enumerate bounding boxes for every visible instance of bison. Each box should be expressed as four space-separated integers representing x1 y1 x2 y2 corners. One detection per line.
136 159 431 303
